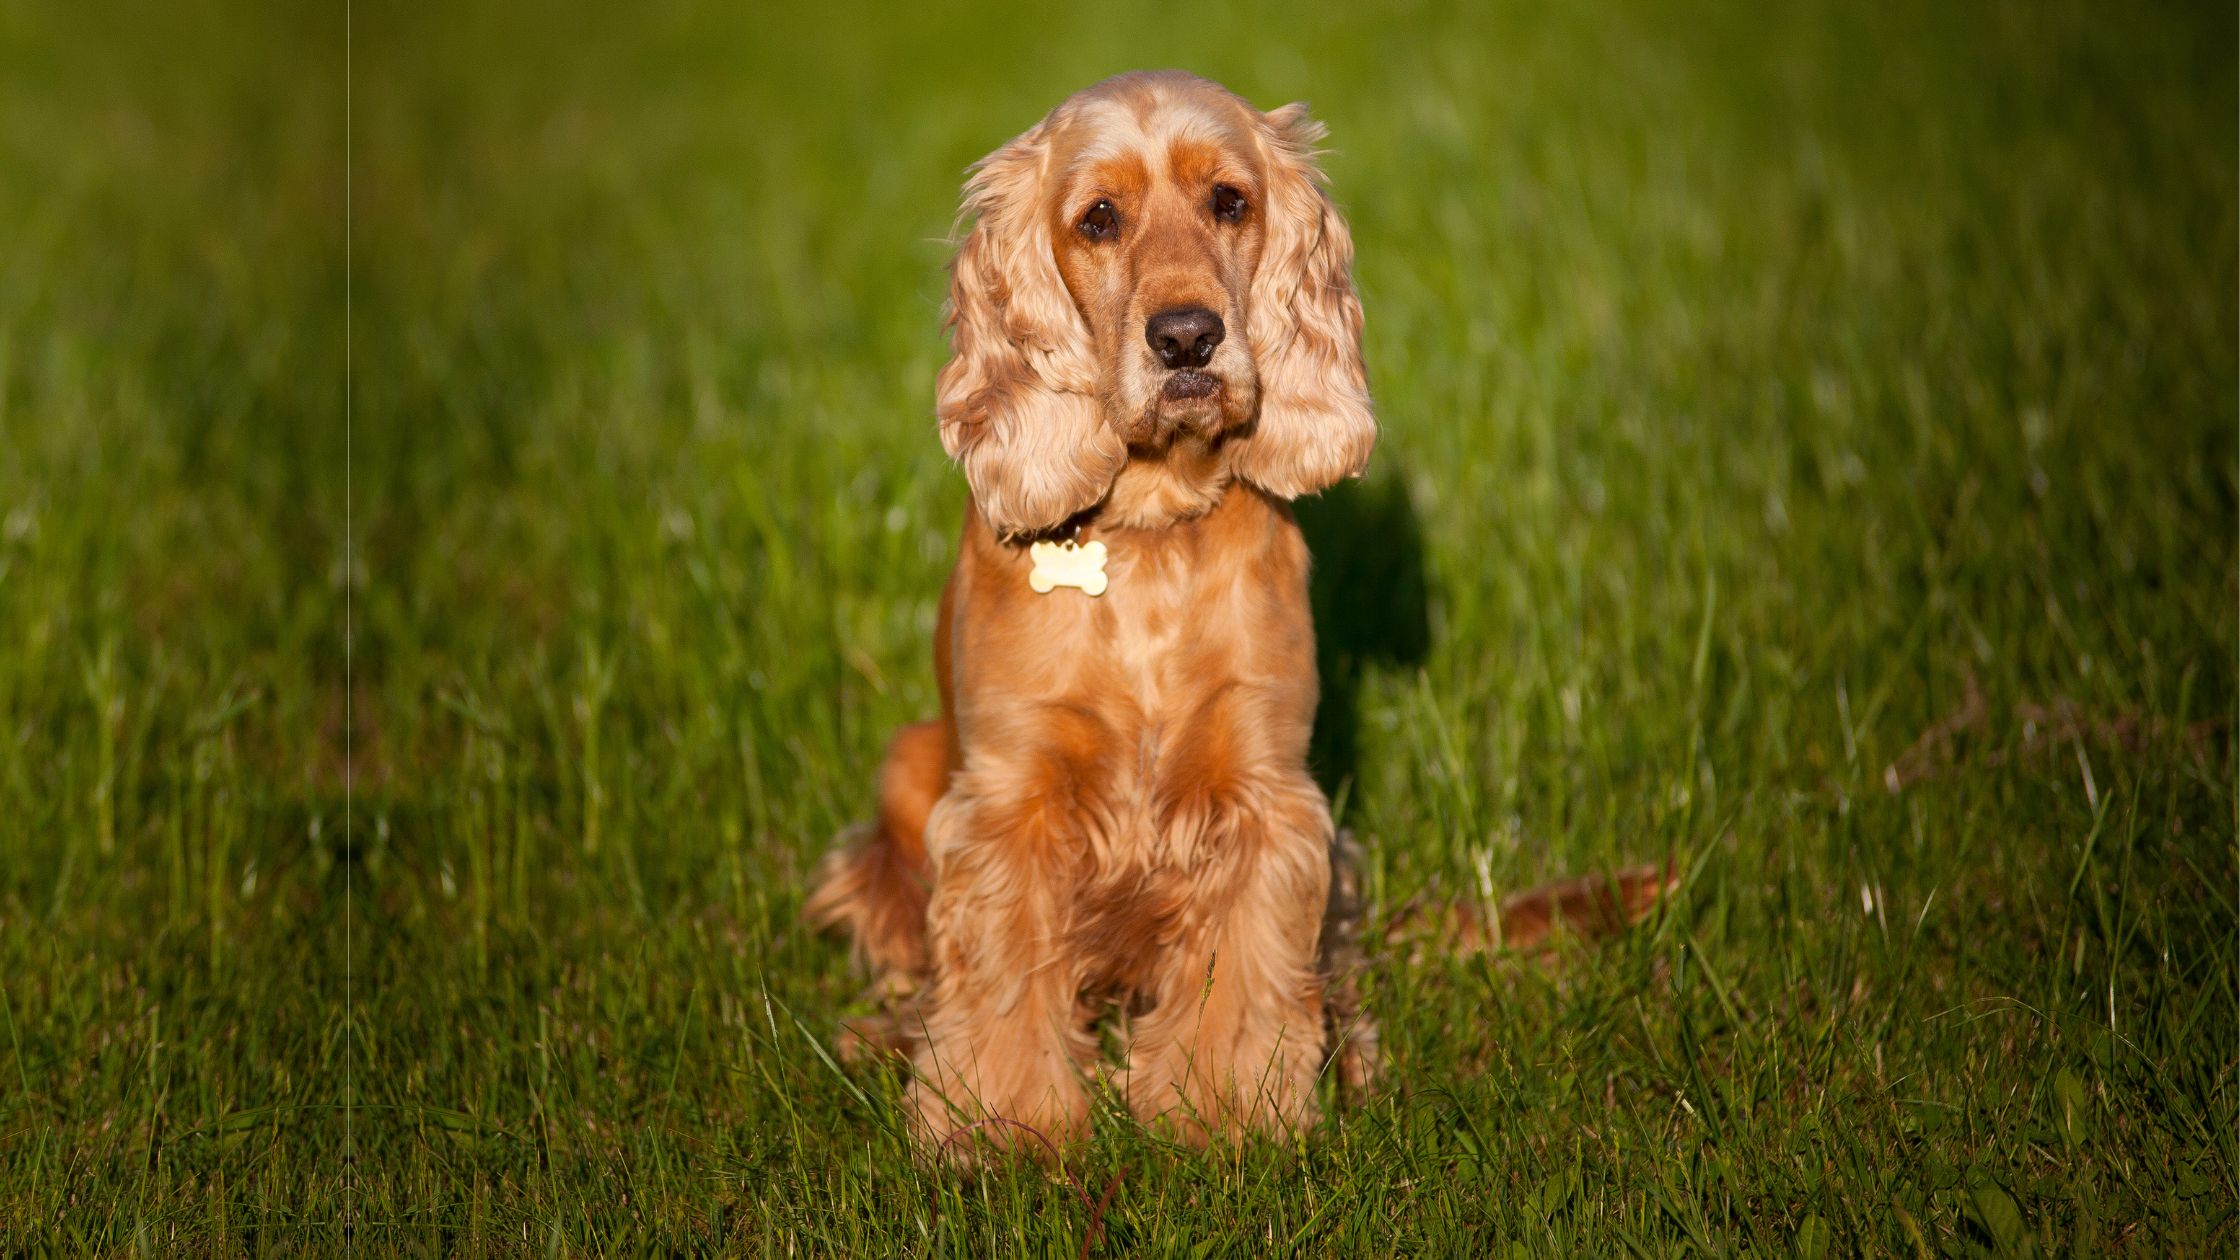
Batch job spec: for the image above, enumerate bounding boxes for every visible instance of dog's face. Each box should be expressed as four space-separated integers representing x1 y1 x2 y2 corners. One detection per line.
1044 97 1266 447
936 72 1376 537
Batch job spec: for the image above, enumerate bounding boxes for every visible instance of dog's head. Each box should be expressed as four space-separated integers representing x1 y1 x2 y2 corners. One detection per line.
936 71 1376 536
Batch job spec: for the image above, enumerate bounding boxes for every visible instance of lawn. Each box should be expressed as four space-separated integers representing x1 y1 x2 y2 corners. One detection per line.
0 0 2233 1253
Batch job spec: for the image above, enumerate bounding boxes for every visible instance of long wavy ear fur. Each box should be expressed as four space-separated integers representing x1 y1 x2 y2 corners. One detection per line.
1232 103 1377 497
934 124 1127 536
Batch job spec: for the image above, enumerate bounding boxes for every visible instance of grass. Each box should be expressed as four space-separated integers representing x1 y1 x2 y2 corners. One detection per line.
0 0 2234 1252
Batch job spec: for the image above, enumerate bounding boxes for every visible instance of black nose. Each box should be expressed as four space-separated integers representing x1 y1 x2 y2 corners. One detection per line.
1145 307 1225 370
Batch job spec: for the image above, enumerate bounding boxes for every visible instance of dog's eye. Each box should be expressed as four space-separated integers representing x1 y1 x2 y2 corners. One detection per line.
1211 184 1247 223
1078 199 1119 241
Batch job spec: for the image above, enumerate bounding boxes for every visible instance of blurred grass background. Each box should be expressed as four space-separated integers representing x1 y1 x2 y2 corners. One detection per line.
2 0 2235 1252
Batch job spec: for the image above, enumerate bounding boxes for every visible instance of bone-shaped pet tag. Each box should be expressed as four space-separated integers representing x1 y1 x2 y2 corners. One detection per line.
1028 539 1108 596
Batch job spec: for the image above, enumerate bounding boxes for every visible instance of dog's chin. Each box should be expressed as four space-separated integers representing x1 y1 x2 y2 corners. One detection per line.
1118 373 1245 447
1161 370 1222 404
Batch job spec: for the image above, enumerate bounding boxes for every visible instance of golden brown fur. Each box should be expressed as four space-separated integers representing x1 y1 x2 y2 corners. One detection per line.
804 71 1376 1157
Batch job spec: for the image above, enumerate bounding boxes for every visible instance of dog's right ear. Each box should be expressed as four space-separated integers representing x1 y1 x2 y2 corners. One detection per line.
1229 102 1376 500
935 124 1127 538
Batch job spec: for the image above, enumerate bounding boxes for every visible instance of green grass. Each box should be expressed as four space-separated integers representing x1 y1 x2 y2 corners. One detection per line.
1 0 2234 1252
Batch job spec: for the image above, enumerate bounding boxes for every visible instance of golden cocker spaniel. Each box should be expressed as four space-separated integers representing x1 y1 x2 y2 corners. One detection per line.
807 70 1376 1156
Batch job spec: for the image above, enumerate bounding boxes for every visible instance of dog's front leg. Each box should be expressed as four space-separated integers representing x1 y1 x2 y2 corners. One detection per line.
1122 774 1331 1144
906 779 1094 1160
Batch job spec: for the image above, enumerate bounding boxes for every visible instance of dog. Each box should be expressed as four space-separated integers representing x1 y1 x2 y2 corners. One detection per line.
804 70 1376 1156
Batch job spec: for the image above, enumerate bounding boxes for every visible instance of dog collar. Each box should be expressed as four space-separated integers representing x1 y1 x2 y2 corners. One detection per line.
1015 512 1107 596
1028 537 1107 596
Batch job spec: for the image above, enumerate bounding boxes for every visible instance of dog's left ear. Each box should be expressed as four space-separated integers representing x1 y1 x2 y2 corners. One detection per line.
936 122 1128 537
1231 103 1377 498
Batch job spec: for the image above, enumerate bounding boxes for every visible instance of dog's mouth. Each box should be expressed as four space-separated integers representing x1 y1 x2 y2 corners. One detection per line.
1161 370 1221 402
1118 367 1238 447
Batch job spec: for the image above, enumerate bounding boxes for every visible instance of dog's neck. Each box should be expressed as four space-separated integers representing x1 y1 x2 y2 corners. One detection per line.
1093 435 1232 532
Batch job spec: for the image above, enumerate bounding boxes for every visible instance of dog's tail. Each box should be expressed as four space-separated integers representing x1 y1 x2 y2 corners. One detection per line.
802 719 950 980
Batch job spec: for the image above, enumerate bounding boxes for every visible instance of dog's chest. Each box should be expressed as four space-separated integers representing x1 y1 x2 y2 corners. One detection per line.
1089 542 1231 715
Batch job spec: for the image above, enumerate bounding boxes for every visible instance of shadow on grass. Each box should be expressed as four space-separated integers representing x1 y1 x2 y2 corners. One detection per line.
1295 469 1432 804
